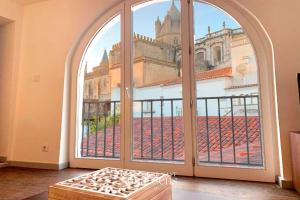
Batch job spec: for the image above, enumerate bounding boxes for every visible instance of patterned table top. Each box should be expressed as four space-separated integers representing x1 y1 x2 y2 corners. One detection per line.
54 167 167 198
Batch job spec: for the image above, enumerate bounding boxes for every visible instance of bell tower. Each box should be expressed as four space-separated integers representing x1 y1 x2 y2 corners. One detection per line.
155 0 181 44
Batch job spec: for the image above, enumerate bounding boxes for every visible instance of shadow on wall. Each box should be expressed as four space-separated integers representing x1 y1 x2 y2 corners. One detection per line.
0 16 14 161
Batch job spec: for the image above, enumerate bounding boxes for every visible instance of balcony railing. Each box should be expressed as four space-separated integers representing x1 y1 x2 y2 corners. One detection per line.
80 95 263 167
81 100 121 158
196 96 263 167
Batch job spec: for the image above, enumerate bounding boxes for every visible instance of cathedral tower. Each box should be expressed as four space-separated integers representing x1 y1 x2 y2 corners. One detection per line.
155 0 181 45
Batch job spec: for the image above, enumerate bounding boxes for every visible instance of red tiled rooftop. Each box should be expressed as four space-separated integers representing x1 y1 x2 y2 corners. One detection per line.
194 66 232 81
81 116 262 166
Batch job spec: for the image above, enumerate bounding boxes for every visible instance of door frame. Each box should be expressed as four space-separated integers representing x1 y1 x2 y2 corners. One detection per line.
69 3 125 169
68 0 277 182
189 0 276 182
123 0 194 176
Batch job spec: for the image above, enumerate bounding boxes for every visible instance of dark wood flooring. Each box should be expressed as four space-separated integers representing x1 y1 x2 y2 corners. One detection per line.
0 167 299 200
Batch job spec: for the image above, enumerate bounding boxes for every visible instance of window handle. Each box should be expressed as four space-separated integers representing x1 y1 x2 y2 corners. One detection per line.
126 87 130 99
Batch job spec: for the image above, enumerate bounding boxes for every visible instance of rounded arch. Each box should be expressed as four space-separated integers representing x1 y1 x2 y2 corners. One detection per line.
60 1 124 167
62 0 280 179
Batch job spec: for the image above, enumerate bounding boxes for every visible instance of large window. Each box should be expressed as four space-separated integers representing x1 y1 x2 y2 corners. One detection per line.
80 15 121 159
131 0 184 162
193 1 263 166
74 0 268 179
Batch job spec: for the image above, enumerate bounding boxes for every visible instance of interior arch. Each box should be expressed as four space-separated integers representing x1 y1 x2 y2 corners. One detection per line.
63 0 279 181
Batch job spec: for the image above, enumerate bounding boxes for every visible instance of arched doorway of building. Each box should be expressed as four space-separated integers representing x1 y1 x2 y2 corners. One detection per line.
68 0 277 182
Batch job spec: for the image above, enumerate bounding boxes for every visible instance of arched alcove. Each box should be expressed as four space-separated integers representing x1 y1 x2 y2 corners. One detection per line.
63 0 280 182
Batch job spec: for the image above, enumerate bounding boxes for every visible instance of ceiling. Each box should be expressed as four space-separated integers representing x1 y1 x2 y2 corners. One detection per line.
13 0 48 5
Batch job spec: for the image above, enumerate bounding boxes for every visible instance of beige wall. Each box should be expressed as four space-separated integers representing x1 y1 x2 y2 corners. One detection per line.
0 0 299 182
238 0 300 181
0 1 22 159
0 22 14 158
9 0 119 164
0 1 21 21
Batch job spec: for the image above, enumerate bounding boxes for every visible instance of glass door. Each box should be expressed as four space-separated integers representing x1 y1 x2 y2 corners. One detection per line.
72 9 125 169
72 0 275 182
191 0 273 181
124 0 194 176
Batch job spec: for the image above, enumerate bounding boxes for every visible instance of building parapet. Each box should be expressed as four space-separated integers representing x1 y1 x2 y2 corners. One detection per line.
195 27 244 45
136 66 232 88
111 33 177 51
225 83 258 90
232 28 243 35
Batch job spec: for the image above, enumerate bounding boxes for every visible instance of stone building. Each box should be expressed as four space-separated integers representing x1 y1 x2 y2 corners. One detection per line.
84 50 111 101
84 1 258 106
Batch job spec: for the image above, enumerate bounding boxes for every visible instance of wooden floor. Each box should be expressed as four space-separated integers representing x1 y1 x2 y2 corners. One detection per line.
0 167 299 200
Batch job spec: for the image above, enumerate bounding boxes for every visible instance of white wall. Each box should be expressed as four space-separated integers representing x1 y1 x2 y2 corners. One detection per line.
111 77 258 117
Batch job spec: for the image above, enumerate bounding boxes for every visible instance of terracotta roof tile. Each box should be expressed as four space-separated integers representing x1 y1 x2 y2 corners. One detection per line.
81 116 262 165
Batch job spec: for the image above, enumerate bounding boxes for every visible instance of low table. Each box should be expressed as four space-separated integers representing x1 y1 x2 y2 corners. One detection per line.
48 167 172 200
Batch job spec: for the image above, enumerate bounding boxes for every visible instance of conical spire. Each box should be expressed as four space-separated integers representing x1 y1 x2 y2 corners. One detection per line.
101 50 108 63
155 0 181 44
155 16 162 36
167 0 180 20
156 16 161 23
99 49 109 67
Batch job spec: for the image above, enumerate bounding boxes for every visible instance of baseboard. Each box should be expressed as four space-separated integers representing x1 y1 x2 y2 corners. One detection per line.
0 156 7 162
59 162 69 170
8 161 69 170
276 176 294 189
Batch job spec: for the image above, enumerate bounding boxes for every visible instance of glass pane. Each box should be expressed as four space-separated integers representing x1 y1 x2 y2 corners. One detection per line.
80 15 121 159
131 0 184 162
193 1 263 167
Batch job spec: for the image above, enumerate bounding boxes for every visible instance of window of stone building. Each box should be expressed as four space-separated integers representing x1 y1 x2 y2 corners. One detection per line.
98 81 101 97
88 84 93 98
195 51 205 71
213 45 222 65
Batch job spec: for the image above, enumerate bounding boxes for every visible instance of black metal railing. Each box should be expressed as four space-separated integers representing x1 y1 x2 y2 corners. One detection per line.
196 95 263 167
81 100 121 158
132 98 183 162
80 95 263 167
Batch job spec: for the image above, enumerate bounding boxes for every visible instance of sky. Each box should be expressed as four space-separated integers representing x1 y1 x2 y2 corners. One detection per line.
83 0 241 72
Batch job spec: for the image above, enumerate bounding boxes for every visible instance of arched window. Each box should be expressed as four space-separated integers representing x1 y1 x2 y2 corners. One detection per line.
213 45 222 65
80 14 121 159
195 51 205 71
71 0 275 182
